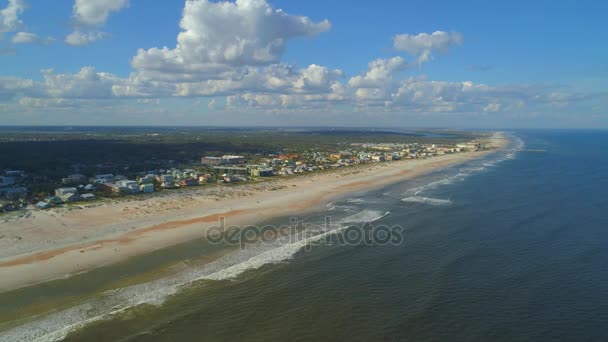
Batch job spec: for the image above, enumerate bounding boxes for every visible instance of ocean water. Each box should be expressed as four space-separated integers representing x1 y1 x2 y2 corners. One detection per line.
2 130 608 341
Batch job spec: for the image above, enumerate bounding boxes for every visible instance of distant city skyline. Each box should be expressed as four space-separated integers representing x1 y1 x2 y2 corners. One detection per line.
0 0 607 128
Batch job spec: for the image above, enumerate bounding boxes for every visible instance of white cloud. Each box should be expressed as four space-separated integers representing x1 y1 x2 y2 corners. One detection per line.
65 30 107 46
0 76 36 101
12 31 54 44
40 67 121 99
66 0 128 46
11 30 34 43
132 0 331 81
0 0 25 33
348 57 406 88
72 0 129 26
393 31 463 64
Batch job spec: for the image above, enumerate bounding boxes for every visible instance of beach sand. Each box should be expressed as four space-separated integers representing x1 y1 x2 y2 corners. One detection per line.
0 132 510 292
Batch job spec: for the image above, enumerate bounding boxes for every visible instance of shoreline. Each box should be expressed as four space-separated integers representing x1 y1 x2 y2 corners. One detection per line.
0 132 510 293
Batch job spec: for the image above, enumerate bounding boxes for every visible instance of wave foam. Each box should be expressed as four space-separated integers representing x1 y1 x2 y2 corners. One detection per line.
404 173 467 196
200 228 347 281
401 196 452 206
339 210 390 224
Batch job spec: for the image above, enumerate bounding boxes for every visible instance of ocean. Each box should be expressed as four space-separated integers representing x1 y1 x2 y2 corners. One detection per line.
2 130 608 341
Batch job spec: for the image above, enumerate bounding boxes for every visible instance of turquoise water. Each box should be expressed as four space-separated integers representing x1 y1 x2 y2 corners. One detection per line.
3 130 608 341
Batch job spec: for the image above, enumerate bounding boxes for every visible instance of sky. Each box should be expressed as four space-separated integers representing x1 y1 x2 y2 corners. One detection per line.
0 0 607 128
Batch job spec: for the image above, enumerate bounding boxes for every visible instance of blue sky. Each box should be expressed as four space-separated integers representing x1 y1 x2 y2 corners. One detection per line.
0 0 606 127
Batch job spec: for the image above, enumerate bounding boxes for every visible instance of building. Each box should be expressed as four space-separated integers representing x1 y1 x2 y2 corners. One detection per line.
198 174 212 184
84 184 97 191
115 180 140 194
183 169 198 178
92 174 114 184
221 155 245 164
248 165 274 177
45 196 63 205
330 153 353 162
55 187 79 202
140 183 155 193
213 166 248 175
180 179 199 187
202 155 246 166
81 193 96 201
36 201 52 209
156 174 175 188
201 156 223 166
276 154 301 161
138 174 156 184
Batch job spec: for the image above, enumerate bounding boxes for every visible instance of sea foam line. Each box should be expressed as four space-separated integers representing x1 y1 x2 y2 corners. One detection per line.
401 196 452 206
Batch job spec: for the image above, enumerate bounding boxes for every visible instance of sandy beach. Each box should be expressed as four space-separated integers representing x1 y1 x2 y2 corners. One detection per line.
0 132 510 293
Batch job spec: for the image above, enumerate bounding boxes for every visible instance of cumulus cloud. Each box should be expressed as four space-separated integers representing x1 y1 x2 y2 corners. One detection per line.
348 57 406 88
0 76 35 101
393 31 463 65
12 31 54 44
40 67 121 99
66 0 128 46
72 0 129 26
65 30 106 46
132 0 331 80
0 0 25 33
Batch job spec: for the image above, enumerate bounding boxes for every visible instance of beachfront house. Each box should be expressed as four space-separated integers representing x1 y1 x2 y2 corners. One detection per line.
55 187 79 202
183 169 198 178
156 174 175 188
92 174 114 184
213 166 248 175
180 179 199 187
84 184 96 191
81 193 96 201
140 183 155 193
45 196 63 205
246 165 274 177
36 201 52 209
115 180 140 194
138 174 156 184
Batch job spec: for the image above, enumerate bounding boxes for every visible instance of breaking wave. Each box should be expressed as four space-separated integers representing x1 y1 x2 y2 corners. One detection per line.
339 210 390 224
403 173 468 196
401 196 452 206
